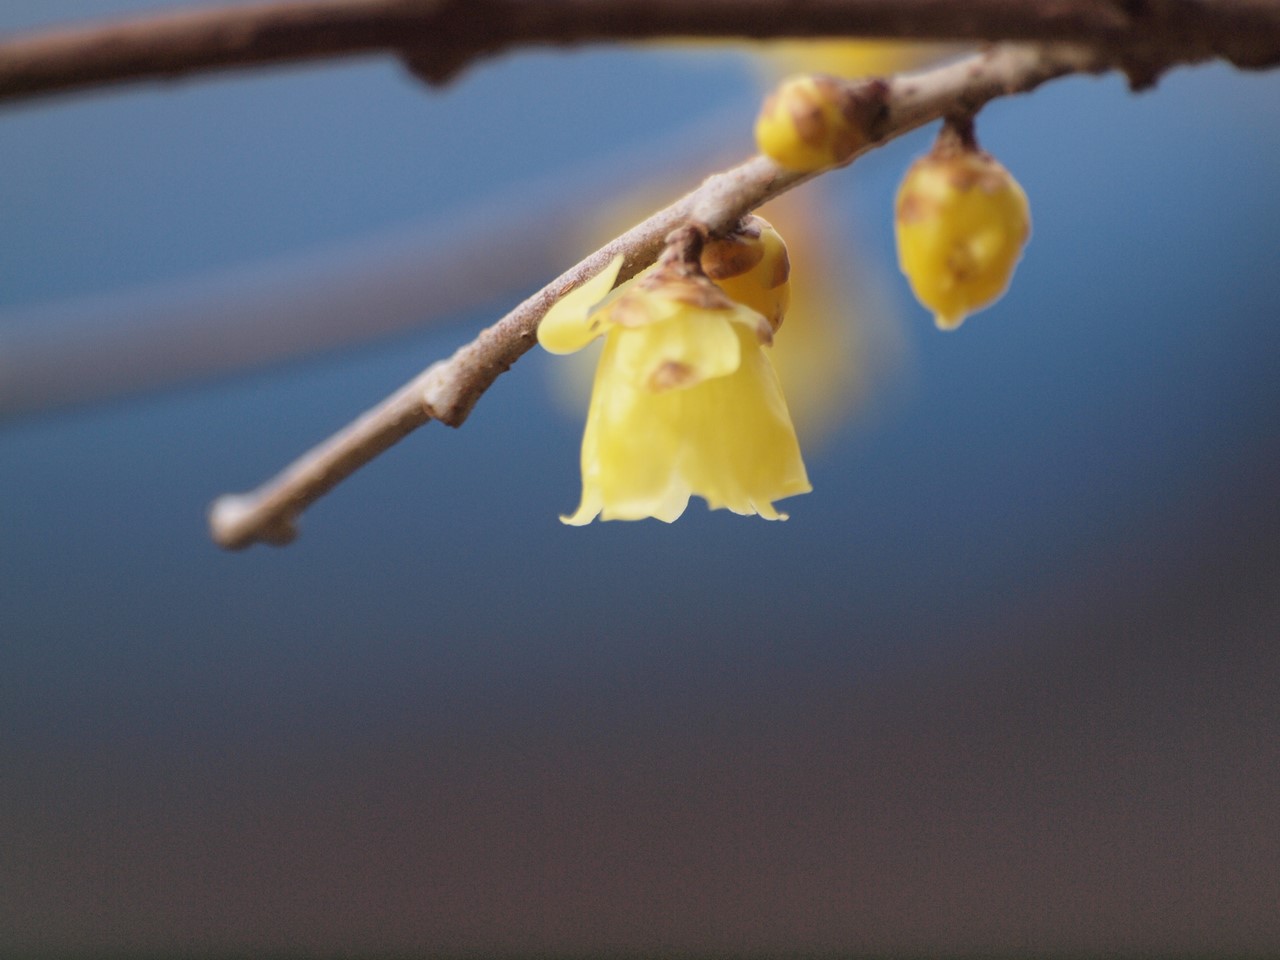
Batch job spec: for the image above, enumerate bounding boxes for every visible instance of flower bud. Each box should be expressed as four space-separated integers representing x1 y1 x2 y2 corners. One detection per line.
894 123 1031 330
755 75 884 172
700 216 791 333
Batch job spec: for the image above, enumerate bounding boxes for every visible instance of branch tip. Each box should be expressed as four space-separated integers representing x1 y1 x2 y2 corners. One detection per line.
209 493 299 550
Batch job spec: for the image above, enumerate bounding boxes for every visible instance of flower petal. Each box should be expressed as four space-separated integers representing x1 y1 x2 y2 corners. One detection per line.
560 335 693 524
537 255 625 355
561 324 810 524
675 327 812 519
611 308 741 393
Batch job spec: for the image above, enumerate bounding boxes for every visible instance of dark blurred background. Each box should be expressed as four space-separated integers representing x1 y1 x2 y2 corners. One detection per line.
2 2 1278 955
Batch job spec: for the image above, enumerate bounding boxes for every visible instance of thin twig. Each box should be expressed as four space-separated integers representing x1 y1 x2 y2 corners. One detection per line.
208 42 1107 549
3 0 1280 104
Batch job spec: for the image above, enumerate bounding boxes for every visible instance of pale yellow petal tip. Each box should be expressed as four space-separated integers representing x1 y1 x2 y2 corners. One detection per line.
559 488 693 525
567 499 802 524
934 311 967 331
717 501 791 521
538 255 626 355
752 482 814 521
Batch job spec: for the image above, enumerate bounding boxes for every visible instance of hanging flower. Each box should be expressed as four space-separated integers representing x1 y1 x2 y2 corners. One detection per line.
538 220 811 525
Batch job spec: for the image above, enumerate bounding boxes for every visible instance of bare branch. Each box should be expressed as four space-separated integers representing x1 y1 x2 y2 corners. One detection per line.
208 42 1105 550
3 0 1280 104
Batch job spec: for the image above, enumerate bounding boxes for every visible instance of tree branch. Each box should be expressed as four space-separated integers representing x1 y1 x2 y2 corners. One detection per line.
208 42 1109 550
3 0 1280 104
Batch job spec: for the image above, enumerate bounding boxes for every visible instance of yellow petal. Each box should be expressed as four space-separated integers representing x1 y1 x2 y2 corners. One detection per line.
563 335 693 524
562 326 810 525
610 308 741 393
537 255 625 355
677 328 811 519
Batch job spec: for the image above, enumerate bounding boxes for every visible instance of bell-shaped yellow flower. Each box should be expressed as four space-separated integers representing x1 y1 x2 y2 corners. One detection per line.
895 124 1031 330
538 228 811 525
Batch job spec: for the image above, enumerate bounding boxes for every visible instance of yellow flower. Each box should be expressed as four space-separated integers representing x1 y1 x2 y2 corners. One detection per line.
895 126 1032 330
538 226 811 525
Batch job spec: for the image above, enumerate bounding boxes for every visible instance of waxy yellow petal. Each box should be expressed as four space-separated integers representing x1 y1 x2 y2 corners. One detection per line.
611 309 741 393
562 326 809 525
537 255 625 355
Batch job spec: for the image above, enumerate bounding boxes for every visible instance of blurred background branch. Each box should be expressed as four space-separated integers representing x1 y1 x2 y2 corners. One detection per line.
3 0 1280 104
0 105 744 418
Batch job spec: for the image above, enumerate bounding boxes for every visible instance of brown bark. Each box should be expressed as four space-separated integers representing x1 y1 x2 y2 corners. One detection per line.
3 0 1279 105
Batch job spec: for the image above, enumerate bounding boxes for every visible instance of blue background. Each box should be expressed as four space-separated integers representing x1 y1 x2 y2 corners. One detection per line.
2 3 1279 955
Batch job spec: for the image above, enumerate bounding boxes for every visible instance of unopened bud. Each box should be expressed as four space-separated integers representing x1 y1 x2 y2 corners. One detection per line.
894 122 1031 330
755 75 885 172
